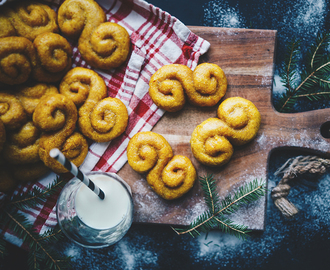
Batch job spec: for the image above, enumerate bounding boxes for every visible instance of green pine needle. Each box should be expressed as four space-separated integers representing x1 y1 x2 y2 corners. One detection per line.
0 176 72 270
9 176 66 211
199 174 221 213
277 32 330 112
172 175 266 239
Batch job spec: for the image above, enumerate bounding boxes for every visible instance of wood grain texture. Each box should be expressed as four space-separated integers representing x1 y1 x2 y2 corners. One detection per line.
118 26 330 230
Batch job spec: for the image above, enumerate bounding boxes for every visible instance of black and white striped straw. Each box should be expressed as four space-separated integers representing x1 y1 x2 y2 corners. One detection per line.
49 148 105 200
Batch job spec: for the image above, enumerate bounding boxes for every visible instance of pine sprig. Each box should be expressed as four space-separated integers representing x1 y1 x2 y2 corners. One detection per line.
172 175 266 239
199 174 221 213
0 176 72 270
281 38 301 94
8 176 66 210
277 32 330 112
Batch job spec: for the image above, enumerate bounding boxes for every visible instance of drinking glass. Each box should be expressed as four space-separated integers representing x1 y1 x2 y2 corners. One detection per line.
56 172 134 248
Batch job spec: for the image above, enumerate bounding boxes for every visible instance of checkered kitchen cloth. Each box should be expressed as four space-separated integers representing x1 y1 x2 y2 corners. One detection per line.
0 0 210 248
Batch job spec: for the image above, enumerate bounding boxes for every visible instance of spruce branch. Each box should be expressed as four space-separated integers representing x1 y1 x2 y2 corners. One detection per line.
277 32 330 112
9 176 66 210
172 176 266 239
0 176 72 270
200 174 221 213
4 210 67 270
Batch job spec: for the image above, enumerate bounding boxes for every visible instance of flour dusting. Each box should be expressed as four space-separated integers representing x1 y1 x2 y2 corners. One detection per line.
203 1 244 28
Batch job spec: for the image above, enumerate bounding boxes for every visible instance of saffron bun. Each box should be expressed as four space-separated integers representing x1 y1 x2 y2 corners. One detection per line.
0 92 27 130
149 63 227 112
33 32 72 83
58 0 130 70
127 131 196 200
190 97 261 167
4 1 58 41
59 67 128 142
0 36 37 85
33 94 88 174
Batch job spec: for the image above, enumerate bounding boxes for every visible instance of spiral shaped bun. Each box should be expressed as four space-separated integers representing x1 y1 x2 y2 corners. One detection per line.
86 22 130 69
0 36 37 85
149 63 227 112
33 93 88 174
217 97 261 146
33 32 72 83
58 0 130 69
127 131 196 200
190 97 261 167
0 12 16 38
0 92 27 130
3 122 40 164
5 1 58 41
16 83 59 117
58 0 105 39
190 118 234 167
189 63 227 106
60 67 128 142
149 64 194 112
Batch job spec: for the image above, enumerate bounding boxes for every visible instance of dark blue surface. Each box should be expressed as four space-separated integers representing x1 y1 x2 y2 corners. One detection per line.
2 0 330 269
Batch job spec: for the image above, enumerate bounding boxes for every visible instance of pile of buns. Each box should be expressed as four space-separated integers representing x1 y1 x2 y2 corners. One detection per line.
0 0 130 193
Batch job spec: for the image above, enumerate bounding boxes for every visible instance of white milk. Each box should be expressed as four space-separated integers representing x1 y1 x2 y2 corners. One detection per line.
75 174 130 230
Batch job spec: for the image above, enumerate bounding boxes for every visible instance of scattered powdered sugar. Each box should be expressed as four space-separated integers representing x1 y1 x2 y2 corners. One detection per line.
203 1 244 28
256 129 330 152
62 237 158 270
202 0 328 105
115 239 158 270
197 231 242 257
202 0 326 51
132 178 208 224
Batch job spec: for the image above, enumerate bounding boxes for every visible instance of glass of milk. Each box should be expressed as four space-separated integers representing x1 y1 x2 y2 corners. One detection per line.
56 172 134 248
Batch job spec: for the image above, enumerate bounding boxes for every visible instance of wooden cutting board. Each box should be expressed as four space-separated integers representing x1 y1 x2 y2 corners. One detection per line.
118 26 330 230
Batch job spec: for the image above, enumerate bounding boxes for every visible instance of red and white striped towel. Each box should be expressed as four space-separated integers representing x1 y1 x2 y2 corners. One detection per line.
0 0 210 249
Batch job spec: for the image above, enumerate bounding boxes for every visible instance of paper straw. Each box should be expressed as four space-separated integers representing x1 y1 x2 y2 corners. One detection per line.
49 148 105 200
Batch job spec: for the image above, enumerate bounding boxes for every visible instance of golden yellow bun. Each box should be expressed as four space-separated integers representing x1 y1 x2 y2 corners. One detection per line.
0 36 37 85
127 131 196 200
191 97 261 167
0 92 27 130
0 12 16 38
33 93 88 174
33 32 72 83
149 63 227 112
3 121 40 165
217 97 261 146
58 0 130 69
190 63 227 106
16 83 59 117
190 118 234 167
1 121 51 184
60 67 128 142
149 64 193 112
4 1 58 41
